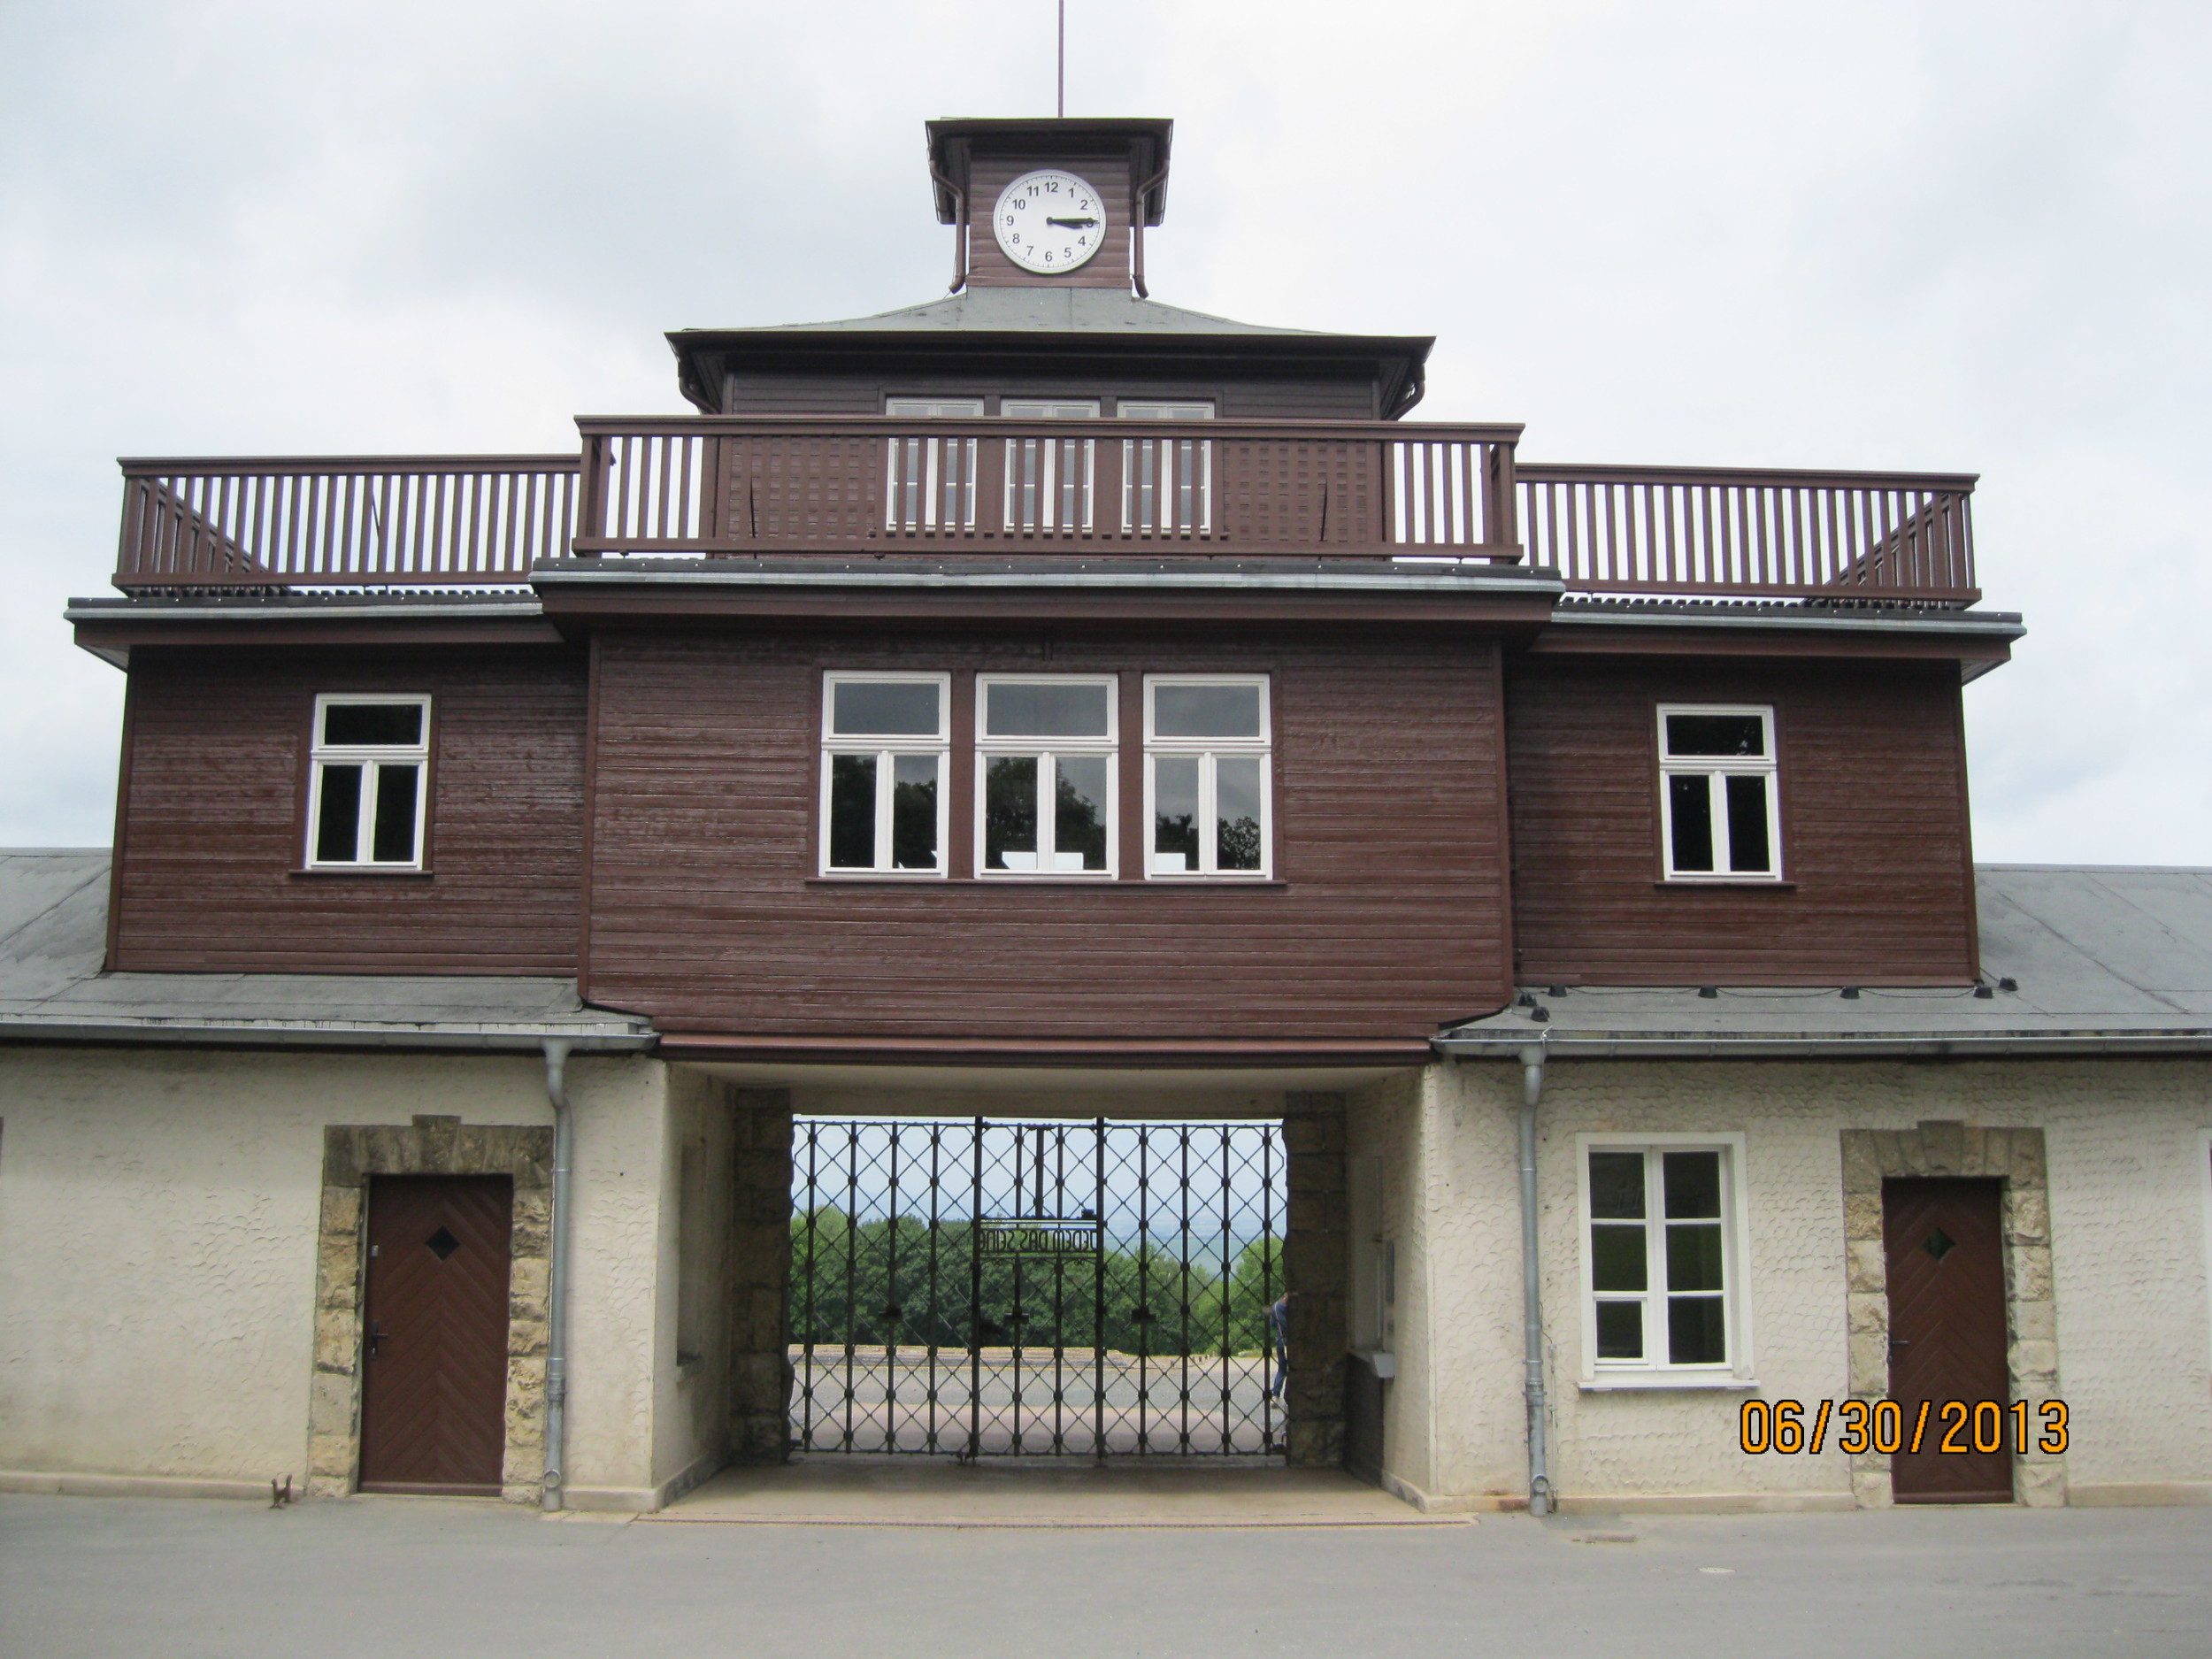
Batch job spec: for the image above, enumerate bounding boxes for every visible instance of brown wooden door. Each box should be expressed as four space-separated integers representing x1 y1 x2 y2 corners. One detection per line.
1884 1178 2011 1503
359 1175 513 1495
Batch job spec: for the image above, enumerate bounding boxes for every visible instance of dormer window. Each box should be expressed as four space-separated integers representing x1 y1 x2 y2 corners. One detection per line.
1657 705 1782 881
305 695 431 871
883 402 983 533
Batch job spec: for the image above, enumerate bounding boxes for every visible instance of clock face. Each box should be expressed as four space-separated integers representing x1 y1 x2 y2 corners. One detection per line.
992 170 1106 274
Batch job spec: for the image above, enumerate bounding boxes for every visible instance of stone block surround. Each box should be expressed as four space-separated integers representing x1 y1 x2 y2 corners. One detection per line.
1839 1120 2064 1509
1284 1092 1349 1470
308 1116 555 1503
726 1089 795 1463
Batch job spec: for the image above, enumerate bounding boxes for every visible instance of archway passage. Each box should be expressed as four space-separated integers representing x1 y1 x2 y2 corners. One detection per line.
789 1118 1286 1459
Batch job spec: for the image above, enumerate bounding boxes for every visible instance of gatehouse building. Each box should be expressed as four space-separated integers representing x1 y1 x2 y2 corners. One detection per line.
4 117 2208 1515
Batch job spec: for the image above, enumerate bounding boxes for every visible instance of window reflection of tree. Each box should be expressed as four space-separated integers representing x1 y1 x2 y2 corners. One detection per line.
1217 816 1263 872
1155 812 1199 865
984 756 1037 868
889 768 937 870
1055 762 1106 868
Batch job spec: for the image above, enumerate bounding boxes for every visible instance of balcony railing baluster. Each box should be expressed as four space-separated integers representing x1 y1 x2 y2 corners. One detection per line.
110 426 1978 603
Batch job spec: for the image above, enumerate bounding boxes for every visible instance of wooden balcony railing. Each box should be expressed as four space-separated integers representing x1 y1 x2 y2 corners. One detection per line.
572 417 1523 557
114 455 579 587
1517 464 1978 602
109 422 1980 605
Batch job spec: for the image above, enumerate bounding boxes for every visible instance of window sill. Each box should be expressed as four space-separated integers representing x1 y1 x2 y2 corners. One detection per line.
1579 1373 1759 1392
804 877 1289 889
290 867 434 879
1654 880 1795 891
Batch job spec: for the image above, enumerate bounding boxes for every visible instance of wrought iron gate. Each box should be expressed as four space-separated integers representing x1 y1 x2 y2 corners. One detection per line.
790 1118 1285 1459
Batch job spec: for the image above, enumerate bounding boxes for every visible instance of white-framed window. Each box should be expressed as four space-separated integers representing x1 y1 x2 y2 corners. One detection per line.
1117 401 1216 419
1144 675 1271 879
305 695 431 870
1657 704 1781 881
1001 400 1099 534
1119 402 1214 536
975 675 1117 877
884 400 984 533
820 673 949 877
1577 1134 1754 1386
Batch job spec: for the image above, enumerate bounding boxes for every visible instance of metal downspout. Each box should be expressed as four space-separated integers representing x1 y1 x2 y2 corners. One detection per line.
1517 1041 1553 1517
541 1038 574 1512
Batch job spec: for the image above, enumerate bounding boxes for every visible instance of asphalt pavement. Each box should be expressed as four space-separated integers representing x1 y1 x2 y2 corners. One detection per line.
4 1488 2209 1657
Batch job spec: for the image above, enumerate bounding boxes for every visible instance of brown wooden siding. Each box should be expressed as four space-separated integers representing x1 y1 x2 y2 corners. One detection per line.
1505 657 1978 986
719 371 1381 420
581 626 1512 1041
110 646 587 974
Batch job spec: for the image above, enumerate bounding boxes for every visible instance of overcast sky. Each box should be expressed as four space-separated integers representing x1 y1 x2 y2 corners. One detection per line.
2 0 2205 863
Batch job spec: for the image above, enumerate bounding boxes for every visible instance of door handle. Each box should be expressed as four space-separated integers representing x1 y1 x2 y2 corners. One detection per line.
368 1322 388 1359
1888 1338 1910 1352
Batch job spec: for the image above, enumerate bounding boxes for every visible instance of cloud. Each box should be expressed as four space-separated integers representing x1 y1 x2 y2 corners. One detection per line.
2 0 2206 858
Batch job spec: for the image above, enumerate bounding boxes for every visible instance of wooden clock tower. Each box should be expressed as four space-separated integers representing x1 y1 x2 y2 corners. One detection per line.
926 117 1172 294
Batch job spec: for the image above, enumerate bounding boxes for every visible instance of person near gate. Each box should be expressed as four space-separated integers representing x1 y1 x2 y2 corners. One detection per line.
1267 1291 1290 1398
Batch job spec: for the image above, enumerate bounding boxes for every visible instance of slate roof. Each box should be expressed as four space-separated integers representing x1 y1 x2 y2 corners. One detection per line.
707 286 1326 338
3 852 2205 1057
1439 865 2212 1056
0 850 649 1051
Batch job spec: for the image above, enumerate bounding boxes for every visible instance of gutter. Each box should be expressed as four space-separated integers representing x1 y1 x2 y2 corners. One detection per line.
66 601 545 623
533 565 1563 597
541 1039 576 1511
1545 607 2024 641
0 1018 652 1053
1433 1030 2212 1061
1515 1041 1552 1516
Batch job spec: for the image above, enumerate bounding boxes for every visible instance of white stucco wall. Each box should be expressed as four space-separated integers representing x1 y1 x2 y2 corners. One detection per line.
649 1068 734 1502
0 1045 677 1505
1358 1056 2212 1510
557 1054 676 1507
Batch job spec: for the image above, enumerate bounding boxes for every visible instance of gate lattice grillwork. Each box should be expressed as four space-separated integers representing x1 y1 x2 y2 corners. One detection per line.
791 1118 1285 1459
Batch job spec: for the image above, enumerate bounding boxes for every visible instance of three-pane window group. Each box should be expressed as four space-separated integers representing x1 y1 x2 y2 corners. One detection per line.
300 690 1779 895
819 673 1272 879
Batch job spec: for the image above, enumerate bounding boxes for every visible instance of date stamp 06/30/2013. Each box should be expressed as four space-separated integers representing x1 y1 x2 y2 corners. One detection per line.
1739 1399 2070 1456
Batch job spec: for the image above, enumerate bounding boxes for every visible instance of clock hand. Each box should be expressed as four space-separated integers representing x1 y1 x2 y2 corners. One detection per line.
1046 216 1098 229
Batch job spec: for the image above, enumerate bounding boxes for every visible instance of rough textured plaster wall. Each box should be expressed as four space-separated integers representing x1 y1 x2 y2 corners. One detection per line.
1348 1072 1432 1491
0 1048 550 1485
652 1069 733 1494
1516 1060 1843 1502
1420 1057 2212 1503
2029 1059 2212 1491
559 1056 670 1502
1415 1064 1531 1500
